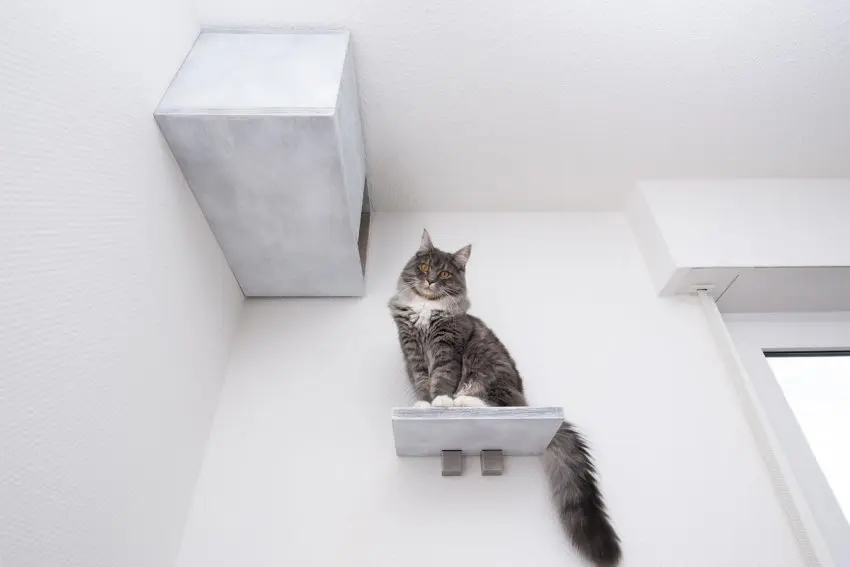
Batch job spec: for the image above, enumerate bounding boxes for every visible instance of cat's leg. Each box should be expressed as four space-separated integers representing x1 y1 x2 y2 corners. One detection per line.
479 380 528 407
453 360 490 407
405 357 432 407
454 396 488 407
428 339 463 408
453 380 488 407
503 386 528 407
394 321 432 407
430 395 455 408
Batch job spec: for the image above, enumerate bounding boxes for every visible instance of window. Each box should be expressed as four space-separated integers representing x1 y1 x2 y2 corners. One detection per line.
723 313 850 567
765 353 850 524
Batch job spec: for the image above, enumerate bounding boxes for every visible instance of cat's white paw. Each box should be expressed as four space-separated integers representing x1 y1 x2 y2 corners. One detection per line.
413 400 431 408
431 395 455 408
454 395 488 407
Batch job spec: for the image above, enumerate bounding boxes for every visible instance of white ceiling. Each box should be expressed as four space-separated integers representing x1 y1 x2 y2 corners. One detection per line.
198 0 850 211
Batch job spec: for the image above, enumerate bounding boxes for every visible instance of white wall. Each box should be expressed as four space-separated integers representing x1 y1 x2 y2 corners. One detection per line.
0 3 244 567
177 213 803 567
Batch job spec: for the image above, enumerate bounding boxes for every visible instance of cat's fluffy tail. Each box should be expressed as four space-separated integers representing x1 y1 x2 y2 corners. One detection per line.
544 422 621 566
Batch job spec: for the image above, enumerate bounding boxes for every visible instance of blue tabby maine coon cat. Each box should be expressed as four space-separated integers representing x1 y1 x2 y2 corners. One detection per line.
388 230 621 567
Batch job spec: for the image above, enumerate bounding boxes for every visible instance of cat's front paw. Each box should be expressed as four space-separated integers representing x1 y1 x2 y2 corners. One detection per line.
454 395 488 407
431 395 455 408
413 400 431 408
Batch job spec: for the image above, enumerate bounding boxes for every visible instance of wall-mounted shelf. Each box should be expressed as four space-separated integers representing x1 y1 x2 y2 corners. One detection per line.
392 406 563 476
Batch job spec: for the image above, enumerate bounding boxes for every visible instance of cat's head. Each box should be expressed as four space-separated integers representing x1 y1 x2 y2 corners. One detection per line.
397 229 471 300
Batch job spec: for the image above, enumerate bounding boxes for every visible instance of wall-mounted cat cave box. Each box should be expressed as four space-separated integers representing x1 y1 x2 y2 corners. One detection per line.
155 29 369 297
392 407 564 476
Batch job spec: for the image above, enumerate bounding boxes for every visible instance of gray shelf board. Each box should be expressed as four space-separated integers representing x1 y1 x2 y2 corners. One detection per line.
392 406 564 457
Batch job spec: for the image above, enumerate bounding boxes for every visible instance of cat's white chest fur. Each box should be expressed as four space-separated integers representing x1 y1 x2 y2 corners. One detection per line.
401 296 445 330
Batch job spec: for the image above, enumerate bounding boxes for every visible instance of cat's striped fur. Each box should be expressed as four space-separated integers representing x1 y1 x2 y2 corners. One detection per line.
388 230 621 566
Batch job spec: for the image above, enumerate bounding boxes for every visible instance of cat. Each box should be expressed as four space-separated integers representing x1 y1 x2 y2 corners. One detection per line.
388 229 622 567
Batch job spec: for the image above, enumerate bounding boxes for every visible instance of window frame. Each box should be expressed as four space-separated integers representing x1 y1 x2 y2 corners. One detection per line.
724 312 850 567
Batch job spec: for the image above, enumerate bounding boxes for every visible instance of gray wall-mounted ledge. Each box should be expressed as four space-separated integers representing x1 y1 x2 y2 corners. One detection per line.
392 406 564 457
155 29 368 297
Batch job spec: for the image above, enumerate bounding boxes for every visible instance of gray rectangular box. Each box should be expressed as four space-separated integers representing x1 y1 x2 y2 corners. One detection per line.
155 30 368 296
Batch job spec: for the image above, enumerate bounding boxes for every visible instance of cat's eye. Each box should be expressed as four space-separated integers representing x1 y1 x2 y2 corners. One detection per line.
439 270 451 279
419 263 429 273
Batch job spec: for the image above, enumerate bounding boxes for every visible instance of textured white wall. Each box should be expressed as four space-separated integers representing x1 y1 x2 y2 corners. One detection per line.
195 0 850 210
0 2 243 567
176 213 804 567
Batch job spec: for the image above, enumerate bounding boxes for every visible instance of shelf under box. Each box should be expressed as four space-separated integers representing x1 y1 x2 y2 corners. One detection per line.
391 406 564 457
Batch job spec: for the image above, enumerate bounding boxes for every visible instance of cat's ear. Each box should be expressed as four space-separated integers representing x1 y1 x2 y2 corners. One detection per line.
453 244 472 269
419 229 433 251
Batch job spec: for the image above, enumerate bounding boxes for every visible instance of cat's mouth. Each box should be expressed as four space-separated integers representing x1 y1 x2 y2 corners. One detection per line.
415 285 441 299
